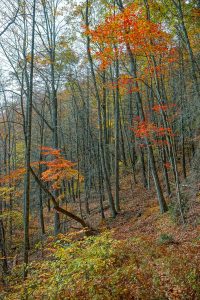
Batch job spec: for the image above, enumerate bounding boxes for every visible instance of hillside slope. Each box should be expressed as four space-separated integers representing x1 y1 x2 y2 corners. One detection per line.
2 176 200 300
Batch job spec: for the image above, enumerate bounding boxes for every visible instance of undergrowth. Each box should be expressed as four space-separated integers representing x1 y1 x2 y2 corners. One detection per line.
3 230 200 300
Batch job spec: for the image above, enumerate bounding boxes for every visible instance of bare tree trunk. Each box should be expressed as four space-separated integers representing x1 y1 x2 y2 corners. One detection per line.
23 0 36 279
114 53 120 211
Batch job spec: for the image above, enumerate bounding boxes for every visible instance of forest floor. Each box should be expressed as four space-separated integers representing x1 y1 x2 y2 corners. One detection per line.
104 174 200 243
69 172 200 245
1 173 200 299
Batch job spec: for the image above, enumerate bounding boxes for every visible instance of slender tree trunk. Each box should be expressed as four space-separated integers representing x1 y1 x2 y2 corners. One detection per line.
114 54 120 211
0 219 8 280
23 0 36 279
173 0 199 97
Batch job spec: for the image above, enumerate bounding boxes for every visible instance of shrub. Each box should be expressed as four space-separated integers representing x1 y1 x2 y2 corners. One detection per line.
4 231 200 300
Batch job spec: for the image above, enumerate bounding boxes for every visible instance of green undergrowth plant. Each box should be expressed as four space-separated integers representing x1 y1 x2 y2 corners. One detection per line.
4 231 200 300
158 233 174 245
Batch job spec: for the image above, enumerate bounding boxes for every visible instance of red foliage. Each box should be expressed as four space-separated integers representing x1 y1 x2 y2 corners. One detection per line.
152 104 176 113
164 162 171 169
130 116 174 148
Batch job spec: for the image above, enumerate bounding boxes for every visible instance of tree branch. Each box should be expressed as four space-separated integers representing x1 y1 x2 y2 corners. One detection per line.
0 6 19 37
30 167 91 229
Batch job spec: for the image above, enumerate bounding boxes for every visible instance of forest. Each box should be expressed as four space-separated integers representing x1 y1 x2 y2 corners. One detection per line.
0 0 200 299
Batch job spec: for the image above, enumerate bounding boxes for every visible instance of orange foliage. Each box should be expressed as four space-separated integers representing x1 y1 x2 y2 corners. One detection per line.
40 146 83 189
85 3 172 70
0 147 82 190
0 167 26 184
